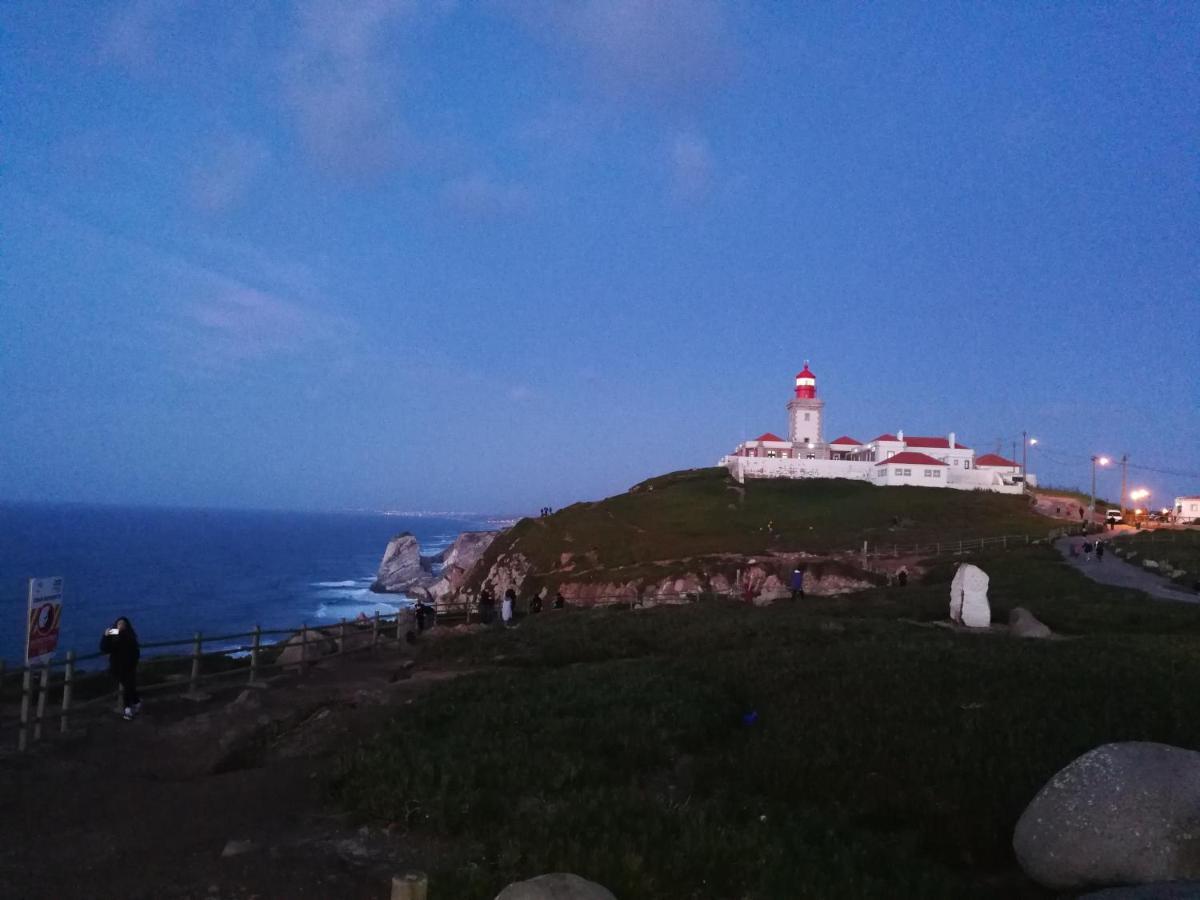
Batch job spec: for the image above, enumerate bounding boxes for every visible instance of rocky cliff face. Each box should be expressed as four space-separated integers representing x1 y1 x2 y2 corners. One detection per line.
427 531 500 601
371 533 432 594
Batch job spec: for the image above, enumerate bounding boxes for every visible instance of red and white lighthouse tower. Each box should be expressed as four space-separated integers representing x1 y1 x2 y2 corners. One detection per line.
787 361 824 445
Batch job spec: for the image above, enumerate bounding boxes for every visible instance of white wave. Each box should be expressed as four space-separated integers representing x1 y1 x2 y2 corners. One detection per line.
310 580 360 588
314 597 412 620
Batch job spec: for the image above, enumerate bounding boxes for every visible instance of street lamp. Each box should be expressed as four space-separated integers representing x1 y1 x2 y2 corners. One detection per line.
1022 433 1037 482
1090 455 1110 513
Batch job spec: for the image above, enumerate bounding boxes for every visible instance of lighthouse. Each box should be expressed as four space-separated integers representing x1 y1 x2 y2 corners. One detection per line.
787 361 824 446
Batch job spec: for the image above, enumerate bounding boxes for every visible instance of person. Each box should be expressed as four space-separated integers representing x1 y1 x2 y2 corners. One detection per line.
530 593 543 614
501 588 515 626
1096 540 1106 562
897 566 909 587
415 600 429 632
480 589 495 625
100 617 141 720
789 566 805 601
1083 540 1093 562
553 591 565 610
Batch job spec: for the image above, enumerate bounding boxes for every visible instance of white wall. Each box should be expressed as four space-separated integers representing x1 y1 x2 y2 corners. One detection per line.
724 456 873 483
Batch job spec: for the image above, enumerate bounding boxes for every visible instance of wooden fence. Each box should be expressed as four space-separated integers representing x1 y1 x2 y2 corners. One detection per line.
0 610 415 753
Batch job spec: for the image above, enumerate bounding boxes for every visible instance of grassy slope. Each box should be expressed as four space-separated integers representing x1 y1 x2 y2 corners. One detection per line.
334 545 1200 899
474 468 1056 585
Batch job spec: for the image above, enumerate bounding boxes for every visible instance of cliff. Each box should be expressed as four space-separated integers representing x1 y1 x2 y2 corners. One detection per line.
438 467 1050 610
371 530 500 597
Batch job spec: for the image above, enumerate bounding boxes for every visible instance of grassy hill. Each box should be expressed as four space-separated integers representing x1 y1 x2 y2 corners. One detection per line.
334 544 1200 898
469 468 1057 589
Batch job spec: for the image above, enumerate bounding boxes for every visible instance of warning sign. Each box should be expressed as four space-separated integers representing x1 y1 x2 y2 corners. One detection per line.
26 577 64 666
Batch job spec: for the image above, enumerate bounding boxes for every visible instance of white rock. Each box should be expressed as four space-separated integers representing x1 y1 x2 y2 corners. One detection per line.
950 564 991 628
495 873 617 900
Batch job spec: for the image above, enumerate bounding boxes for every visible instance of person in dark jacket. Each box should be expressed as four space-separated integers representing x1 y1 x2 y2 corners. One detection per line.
100 617 141 720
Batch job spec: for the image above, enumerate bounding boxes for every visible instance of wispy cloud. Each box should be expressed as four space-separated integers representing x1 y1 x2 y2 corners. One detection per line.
281 0 419 177
668 130 715 200
188 133 271 213
504 0 733 104
443 172 533 218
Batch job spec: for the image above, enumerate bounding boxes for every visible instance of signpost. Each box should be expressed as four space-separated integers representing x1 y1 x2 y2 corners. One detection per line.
26 577 63 666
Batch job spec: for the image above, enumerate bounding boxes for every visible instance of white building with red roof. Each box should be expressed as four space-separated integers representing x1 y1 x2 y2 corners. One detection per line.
720 364 1033 494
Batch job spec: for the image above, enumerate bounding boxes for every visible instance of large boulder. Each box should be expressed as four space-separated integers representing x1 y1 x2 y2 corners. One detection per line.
372 533 429 593
440 530 499 573
276 628 336 667
949 564 991 628
1013 742 1200 890
1009 607 1053 639
495 873 616 900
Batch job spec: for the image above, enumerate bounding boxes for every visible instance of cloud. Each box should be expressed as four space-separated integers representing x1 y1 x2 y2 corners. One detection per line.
188 133 271 213
505 0 733 103
443 172 533 218
281 0 418 177
668 131 715 200
97 0 186 71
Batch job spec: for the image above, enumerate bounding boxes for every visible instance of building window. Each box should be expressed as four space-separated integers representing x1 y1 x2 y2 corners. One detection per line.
932 469 940 477
804 413 810 421
963 460 970 469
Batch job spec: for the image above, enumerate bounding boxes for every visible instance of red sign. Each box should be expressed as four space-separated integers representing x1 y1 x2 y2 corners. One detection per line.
26 577 64 665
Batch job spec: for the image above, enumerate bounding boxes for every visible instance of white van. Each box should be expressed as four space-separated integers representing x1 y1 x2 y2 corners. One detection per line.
1105 508 1123 525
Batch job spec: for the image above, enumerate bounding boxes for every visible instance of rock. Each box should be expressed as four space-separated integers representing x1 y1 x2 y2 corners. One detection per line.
372 533 431 593
1080 883 1200 899
1013 742 1200 890
495 872 617 900
441 530 499 573
221 839 256 858
276 628 336 668
949 563 990 628
1144 559 1160 570
1009 607 1053 639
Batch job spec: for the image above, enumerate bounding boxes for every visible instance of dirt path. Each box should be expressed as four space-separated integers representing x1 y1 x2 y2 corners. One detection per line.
0 645 481 900
1054 537 1199 604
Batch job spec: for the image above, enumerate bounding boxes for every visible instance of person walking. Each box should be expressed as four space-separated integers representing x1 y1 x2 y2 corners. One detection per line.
897 566 909 587
501 588 515 626
1083 539 1093 562
789 566 806 601
553 591 565 610
100 617 141 720
1096 540 1106 562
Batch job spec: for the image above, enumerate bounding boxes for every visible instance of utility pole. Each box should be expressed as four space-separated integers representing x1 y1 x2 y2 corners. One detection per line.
1021 431 1028 479
1120 454 1129 520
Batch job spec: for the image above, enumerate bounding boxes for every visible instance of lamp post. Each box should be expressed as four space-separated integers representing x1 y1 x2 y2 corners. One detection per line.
1022 433 1037 482
1090 455 1110 514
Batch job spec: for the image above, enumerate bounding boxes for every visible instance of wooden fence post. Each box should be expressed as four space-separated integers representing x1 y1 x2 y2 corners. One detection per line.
33 663 50 742
394 613 403 648
249 625 261 684
61 651 74 733
301 624 310 674
188 632 202 697
339 618 347 657
18 668 32 752
391 872 428 900
372 611 380 650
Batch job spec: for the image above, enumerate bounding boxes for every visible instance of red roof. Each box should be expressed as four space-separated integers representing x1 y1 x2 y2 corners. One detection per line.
903 436 971 450
875 451 948 467
829 435 862 446
752 432 785 443
871 433 900 442
796 363 816 379
976 453 1018 467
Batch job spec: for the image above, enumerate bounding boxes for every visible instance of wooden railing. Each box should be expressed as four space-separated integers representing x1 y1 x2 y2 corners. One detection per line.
0 610 416 753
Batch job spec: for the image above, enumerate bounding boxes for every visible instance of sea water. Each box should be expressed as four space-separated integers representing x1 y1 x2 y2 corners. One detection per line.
0 503 497 666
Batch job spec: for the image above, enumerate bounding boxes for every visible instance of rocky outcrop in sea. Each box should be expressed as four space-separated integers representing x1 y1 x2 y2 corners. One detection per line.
370 530 499 598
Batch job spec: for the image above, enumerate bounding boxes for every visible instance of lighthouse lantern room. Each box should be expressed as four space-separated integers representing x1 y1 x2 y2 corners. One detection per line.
787 361 824 445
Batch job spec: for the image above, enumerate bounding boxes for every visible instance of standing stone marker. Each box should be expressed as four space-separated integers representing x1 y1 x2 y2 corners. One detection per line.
949 563 991 628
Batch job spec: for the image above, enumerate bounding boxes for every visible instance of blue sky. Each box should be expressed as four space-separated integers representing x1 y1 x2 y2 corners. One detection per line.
2 1 1197 513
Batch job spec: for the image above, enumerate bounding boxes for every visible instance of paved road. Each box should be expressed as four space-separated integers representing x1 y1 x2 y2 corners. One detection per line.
1055 537 1200 604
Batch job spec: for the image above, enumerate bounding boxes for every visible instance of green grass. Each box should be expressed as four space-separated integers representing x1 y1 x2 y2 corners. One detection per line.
467 469 1056 592
334 545 1200 898
1114 529 1200 585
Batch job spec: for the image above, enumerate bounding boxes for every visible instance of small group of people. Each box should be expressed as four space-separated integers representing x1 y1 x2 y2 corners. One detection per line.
1069 538 1106 562
479 587 565 625
538 507 555 517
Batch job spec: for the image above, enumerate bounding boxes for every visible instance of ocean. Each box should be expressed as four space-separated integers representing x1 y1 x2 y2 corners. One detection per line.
0 503 498 667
